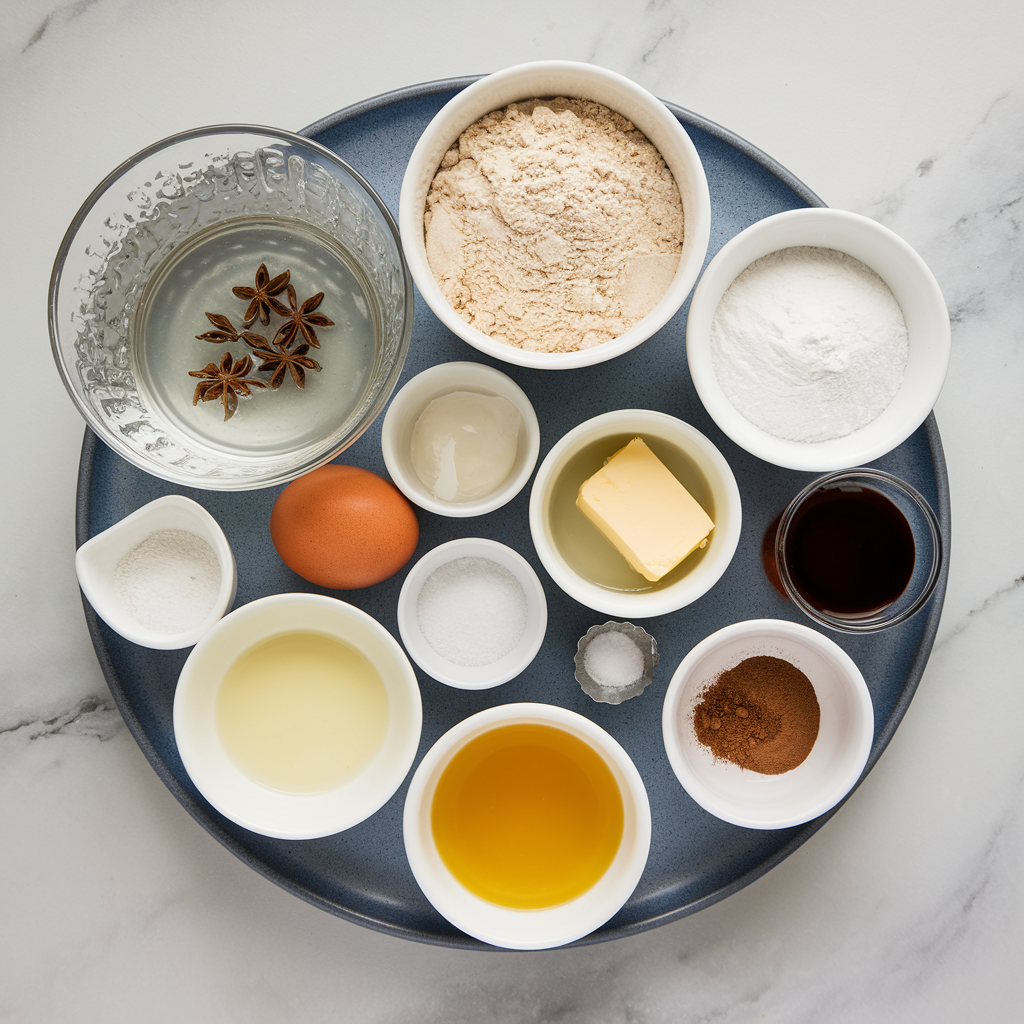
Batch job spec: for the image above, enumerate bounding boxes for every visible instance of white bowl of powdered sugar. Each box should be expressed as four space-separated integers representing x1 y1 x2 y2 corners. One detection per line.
75 494 236 649
399 61 711 369
686 208 950 471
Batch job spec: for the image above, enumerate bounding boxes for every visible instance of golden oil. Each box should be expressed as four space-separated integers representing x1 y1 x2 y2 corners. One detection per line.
431 723 624 909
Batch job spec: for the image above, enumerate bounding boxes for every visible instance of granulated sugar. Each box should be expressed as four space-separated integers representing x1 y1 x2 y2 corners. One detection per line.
113 529 221 634
416 556 528 667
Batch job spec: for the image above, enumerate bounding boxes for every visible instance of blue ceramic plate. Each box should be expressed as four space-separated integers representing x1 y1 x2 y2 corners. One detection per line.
77 79 950 948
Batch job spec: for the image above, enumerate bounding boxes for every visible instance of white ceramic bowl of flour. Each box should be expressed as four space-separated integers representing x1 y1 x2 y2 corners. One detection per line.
399 61 711 370
686 208 950 471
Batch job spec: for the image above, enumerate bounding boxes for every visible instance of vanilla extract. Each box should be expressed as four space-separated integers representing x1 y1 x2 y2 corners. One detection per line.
783 485 916 618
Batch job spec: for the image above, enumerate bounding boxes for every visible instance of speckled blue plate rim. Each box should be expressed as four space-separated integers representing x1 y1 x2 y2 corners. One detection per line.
75 78 950 950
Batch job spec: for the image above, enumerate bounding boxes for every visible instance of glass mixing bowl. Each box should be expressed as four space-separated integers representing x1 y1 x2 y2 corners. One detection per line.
50 125 413 490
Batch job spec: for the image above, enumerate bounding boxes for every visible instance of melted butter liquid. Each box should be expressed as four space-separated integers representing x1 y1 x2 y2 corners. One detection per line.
547 433 715 592
431 724 624 909
215 631 389 794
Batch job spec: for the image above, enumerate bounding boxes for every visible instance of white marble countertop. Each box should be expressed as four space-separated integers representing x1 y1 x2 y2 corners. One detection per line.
3 1 1023 1019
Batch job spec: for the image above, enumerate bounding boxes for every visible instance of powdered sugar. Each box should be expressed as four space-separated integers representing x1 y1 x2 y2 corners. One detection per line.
113 529 221 635
710 246 908 442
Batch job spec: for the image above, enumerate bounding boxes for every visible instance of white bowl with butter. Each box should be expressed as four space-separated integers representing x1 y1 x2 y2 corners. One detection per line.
382 362 540 517
173 593 422 840
529 410 742 618
399 61 711 370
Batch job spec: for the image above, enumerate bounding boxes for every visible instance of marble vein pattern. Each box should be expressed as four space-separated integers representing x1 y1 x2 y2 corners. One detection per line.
1 0 1023 1020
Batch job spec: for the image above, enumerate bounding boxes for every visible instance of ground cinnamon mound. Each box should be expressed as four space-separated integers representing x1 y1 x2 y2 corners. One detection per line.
693 655 820 774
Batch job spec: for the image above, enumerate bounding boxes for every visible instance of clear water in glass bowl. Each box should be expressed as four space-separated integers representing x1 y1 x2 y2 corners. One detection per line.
50 126 412 490
135 217 377 454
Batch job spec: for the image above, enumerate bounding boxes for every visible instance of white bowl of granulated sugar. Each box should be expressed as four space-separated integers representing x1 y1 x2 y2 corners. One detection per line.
399 61 711 370
686 208 950 472
396 538 548 689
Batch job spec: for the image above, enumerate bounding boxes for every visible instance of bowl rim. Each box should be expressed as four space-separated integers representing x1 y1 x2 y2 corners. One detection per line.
381 361 541 517
396 537 548 689
528 409 742 617
402 701 651 948
49 123 414 492
661 618 874 829
74 494 237 650
685 207 951 471
173 592 423 839
397 59 712 370
773 467 943 633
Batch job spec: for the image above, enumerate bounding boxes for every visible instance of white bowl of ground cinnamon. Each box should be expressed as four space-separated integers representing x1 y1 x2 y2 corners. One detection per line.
661 619 874 829
399 61 711 369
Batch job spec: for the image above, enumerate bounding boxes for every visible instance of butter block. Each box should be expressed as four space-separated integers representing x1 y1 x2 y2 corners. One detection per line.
576 437 715 582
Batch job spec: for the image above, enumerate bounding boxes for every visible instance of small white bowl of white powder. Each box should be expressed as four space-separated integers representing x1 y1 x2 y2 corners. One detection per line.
75 494 236 649
686 208 950 471
397 538 548 689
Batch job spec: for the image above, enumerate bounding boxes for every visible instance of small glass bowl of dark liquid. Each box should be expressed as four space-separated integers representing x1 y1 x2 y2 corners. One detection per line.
764 469 943 632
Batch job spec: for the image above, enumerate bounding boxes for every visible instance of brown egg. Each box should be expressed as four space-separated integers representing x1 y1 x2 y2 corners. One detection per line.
270 465 419 589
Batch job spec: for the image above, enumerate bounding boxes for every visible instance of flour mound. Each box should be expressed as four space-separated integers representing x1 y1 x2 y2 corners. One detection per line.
424 98 684 354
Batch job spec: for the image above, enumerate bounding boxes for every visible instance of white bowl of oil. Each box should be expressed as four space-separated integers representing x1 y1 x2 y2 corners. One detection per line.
381 362 540 517
403 702 651 949
173 593 422 839
529 410 742 618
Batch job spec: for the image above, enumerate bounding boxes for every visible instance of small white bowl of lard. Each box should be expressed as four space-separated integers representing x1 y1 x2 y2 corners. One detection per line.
382 361 540 517
399 61 711 370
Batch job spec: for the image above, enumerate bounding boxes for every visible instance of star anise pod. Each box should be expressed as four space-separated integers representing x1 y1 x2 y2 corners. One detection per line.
250 337 322 390
232 263 290 326
273 284 334 349
195 311 268 347
188 351 268 420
